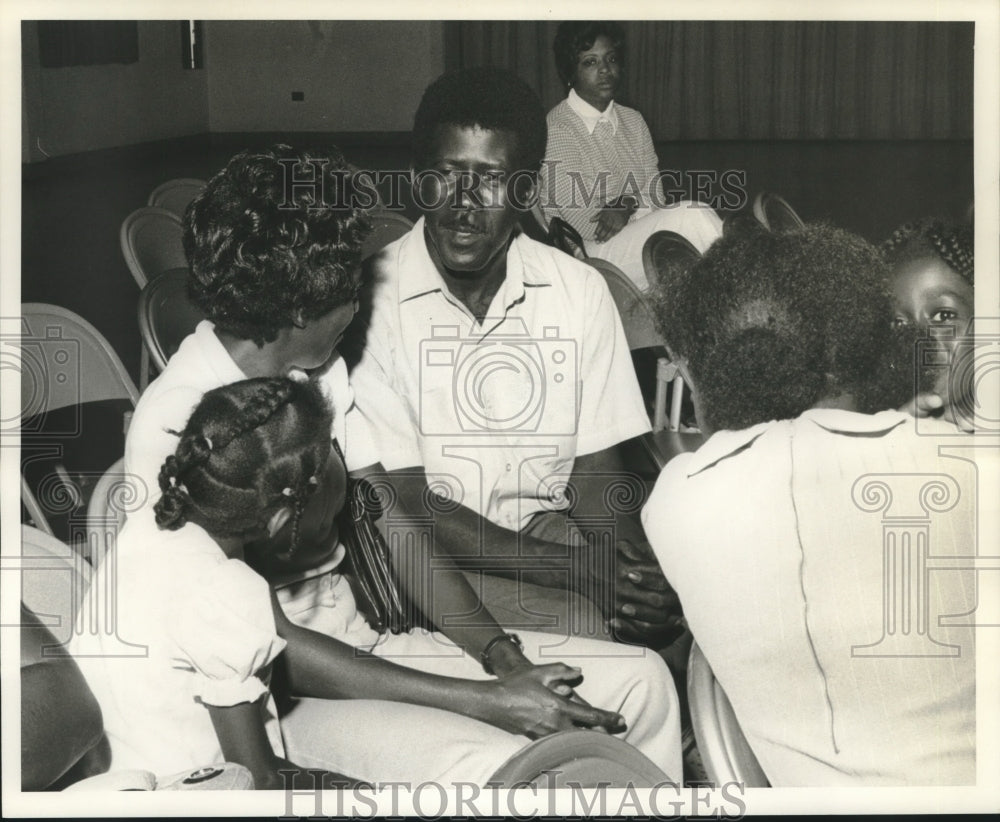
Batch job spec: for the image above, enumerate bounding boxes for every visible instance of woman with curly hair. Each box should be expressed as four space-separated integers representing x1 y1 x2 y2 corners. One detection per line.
642 223 978 786
540 21 722 289
883 218 975 427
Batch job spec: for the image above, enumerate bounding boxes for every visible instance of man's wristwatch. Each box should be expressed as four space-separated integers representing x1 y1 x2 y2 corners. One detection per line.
480 632 524 675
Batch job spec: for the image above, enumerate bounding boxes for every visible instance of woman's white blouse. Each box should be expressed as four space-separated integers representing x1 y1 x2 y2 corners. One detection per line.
70 515 287 778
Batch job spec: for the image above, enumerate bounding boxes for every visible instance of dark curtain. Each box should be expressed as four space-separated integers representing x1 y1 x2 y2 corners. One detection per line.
36 21 139 69
445 20 973 140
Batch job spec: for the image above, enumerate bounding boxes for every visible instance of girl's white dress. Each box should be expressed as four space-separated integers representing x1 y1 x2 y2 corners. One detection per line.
70 516 286 778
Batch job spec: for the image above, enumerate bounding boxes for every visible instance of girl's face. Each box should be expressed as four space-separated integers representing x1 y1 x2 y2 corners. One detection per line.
892 256 974 333
572 35 621 112
892 255 974 406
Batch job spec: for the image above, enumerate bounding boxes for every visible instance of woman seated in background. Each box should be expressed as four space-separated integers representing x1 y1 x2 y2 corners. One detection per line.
884 217 975 431
540 21 722 290
642 223 979 786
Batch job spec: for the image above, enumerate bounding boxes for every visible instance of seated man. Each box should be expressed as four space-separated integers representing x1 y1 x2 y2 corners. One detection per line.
642 223 981 785
120 145 683 772
345 66 681 648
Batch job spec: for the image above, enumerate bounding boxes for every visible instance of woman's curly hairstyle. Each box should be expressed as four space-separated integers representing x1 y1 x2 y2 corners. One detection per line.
653 222 915 433
553 21 627 88
412 67 547 175
154 377 333 551
882 218 974 285
183 145 371 346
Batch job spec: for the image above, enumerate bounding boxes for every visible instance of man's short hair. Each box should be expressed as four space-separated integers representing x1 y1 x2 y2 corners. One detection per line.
412 67 547 174
183 144 370 346
654 223 914 432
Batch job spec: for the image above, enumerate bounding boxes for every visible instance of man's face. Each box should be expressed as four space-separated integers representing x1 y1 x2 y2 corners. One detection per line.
419 124 532 279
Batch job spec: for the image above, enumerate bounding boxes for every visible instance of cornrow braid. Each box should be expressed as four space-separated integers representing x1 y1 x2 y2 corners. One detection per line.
209 379 297 453
883 218 974 285
152 378 333 556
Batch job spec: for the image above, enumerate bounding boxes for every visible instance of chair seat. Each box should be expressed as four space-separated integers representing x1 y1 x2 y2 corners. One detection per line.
488 729 674 788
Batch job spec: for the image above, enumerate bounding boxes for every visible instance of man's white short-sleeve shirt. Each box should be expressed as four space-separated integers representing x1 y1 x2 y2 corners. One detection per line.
347 219 651 532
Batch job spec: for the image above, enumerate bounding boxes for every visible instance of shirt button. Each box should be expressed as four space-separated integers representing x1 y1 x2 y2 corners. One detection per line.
505 463 512 472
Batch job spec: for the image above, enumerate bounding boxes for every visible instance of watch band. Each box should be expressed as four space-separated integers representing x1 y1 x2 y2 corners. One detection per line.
480 632 524 675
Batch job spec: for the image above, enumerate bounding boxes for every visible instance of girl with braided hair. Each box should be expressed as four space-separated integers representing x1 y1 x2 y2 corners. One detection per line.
74 376 678 789
72 377 365 788
883 218 975 428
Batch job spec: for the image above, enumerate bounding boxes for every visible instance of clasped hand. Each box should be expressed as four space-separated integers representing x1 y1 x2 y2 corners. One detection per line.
481 664 625 739
592 538 683 647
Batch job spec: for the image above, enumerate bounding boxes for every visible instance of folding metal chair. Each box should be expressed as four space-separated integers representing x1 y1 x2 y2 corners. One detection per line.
137 267 205 375
146 178 206 220
751 191 806 233
687 641 770 787
586 257 685 433
119 206 187 290
19 305 138 542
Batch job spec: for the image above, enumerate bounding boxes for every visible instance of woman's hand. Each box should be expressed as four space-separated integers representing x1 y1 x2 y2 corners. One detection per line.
900 391 944 419
254 756 371 791
591 204 632 243
900 391 974 432
475 664 626 739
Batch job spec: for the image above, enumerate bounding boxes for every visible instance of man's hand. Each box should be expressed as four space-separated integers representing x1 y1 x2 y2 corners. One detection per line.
591 204 632 243
477 664 626 739
594 539 684 647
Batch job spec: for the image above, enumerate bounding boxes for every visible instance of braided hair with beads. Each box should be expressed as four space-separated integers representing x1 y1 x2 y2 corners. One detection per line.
154 377 333 555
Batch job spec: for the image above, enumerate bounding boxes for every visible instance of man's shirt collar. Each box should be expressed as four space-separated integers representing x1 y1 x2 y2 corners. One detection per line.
398 219 552 315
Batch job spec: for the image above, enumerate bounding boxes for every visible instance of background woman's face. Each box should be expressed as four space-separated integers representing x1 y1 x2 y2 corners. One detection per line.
572 35 621 111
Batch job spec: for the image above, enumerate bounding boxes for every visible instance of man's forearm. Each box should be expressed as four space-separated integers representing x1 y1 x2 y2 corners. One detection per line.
362 466 577 590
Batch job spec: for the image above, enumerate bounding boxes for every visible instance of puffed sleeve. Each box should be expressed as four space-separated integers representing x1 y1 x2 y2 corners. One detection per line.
167 559 287 707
